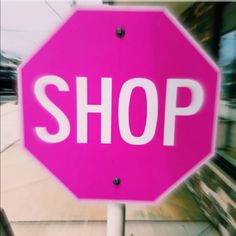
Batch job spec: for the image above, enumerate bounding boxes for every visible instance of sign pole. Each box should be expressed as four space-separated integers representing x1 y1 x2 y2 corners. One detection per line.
107 203 126 236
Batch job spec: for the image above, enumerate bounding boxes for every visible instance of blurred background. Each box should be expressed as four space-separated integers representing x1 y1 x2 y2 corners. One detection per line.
1 1 235 236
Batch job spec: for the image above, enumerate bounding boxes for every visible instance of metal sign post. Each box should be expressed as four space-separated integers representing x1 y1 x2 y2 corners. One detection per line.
107 203 126 236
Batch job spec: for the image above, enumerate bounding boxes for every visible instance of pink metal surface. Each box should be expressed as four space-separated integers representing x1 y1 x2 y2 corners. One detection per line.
19 8 220 202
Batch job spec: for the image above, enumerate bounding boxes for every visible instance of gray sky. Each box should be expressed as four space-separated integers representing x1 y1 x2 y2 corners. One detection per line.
1 0 102 57
1 0 193 58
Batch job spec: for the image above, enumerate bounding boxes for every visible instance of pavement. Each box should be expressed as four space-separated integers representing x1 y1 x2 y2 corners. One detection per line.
0 101 220 236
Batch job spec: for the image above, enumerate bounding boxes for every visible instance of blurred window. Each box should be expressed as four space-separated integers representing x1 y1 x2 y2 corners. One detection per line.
218 30 236 100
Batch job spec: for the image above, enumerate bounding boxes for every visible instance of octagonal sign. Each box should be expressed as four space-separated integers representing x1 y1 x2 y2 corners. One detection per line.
19 8 220 202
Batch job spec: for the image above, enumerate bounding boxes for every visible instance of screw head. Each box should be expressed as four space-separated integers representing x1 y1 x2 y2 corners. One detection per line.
116 27 125 38
113 178 121 186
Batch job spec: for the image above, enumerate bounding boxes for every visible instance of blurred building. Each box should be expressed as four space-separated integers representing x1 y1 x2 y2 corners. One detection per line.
180 2 236 235
0 51 21 95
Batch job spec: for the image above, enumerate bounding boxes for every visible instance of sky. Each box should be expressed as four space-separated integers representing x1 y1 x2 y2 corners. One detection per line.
1 0 102 58
1 0 193 58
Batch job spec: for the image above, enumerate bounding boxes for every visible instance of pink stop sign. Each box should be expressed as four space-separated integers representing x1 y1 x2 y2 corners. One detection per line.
19 8 220 202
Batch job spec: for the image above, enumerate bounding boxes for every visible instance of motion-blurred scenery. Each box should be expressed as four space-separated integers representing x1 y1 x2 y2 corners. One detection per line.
1 1 235 236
